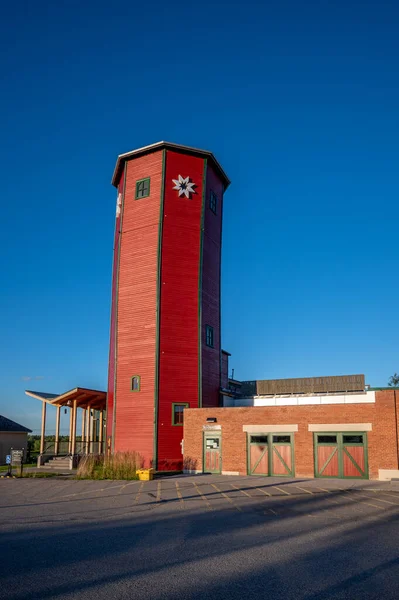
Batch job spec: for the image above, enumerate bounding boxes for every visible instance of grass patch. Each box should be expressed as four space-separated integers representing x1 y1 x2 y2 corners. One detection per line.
22 472 60 478
76 452 143 480
0 463 36 472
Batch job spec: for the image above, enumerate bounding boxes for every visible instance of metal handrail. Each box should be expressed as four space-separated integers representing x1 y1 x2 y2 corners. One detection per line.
39 440 105 455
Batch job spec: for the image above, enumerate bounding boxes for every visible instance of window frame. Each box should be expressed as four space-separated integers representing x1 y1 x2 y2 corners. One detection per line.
131 375 141 392
209 190 218 214
135 177 151 200
172 402 189 426
205 325 214 348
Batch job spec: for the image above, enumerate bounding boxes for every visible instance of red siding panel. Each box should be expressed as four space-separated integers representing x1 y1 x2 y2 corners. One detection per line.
106 171 125 441
113 152 163 466
157 150 205 470
201 164 224 408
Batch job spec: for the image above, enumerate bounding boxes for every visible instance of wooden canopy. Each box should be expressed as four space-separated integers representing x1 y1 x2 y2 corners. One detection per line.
25 388 106 410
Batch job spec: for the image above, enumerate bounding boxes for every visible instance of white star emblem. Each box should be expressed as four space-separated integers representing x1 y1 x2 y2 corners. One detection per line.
172 175 196 198
116 193 122 216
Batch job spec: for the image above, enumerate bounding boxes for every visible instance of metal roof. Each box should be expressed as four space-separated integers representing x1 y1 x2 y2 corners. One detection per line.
111 141 230 190
0 415 32 433
25 388 106 410
25 390 59 401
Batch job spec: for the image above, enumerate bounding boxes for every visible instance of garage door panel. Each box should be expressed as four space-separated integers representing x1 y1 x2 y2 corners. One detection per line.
318 446 339 477
343 446 365 477
272 445 292 476
315 433 368 479
250 445 269 475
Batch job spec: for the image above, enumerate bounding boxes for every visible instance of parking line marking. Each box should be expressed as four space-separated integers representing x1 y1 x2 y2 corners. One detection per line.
273 486 291 496
375 491 399 501
256 487 271 496
265 507 278 516
316 487 331 493
296 486 313 495
134 482 144 504
212 484 242 511
118 481 140 494
192 482 212 510
62 483 126 498
230 484 251 497
157 482 161 502
352 491 397 506
341 489 382 510
175 482 184 508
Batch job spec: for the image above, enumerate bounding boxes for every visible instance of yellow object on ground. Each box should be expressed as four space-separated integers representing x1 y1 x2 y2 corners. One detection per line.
137 468 154 481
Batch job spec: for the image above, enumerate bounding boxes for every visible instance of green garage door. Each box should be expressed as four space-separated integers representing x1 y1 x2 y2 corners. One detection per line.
247 433 294 477
314 432 368 479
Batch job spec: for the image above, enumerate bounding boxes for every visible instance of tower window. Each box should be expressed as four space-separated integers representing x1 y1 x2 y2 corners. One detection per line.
131 375 141 392
172 403 189 426
135 178 150 199
205 325 214 348
209 191 217 214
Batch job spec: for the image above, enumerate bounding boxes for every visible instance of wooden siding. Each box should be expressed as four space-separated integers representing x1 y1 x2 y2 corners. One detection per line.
272 445 291 475
317 446 339 476
113 152 163 465
201 163 223 408
221 352 229 389
343 446 365 477
241 375 366 396
106 171 124 441
157 150 205 470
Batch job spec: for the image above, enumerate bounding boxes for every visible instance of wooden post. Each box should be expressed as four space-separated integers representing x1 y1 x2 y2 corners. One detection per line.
55 406 61 455
99 410 104 453
81 408 86 453
71 400 77 455
85 405 91 454
40 401 46 454
68 407 73 453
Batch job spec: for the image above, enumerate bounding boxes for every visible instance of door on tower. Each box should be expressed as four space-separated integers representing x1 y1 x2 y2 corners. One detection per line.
203 434 222 474
247 433 294 477
314 432 368 479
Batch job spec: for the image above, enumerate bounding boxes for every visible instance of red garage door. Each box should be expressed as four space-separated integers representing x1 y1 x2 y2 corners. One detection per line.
314 432 368 479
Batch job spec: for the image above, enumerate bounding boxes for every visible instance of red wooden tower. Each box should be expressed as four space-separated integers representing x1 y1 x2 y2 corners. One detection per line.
106 142 230 470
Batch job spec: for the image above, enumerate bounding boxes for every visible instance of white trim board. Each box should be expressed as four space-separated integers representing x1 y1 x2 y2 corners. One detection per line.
243 424 298 433
308 423 372 432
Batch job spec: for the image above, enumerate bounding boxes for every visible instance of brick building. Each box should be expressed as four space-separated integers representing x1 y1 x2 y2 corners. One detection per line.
183 376 399 480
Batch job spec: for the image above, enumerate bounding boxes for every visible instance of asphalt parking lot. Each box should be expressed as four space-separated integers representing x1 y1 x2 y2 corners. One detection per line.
1 475 399 600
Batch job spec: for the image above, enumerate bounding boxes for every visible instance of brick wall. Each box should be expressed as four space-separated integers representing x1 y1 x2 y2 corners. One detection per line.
183 391 399 479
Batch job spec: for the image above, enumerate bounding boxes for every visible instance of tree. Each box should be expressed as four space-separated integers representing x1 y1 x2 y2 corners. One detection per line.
388 373 399 387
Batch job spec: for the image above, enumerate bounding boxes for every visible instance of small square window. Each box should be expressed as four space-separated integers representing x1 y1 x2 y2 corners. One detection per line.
131 375 141 392
205 325 214 348
172 403 189 426
135 178 150 199
209 191 217 214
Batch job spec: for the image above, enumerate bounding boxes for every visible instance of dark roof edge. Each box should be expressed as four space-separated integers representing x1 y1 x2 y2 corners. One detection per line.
111 141 230 190
0 415 32 433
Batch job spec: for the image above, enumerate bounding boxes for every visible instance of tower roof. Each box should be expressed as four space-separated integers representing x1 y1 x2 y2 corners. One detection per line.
112 141 230 190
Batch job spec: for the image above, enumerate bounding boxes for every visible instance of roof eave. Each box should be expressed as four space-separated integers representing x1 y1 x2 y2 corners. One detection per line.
111 141 230 190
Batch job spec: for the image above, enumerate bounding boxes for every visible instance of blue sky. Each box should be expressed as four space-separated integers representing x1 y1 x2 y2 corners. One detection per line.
1 0 398 433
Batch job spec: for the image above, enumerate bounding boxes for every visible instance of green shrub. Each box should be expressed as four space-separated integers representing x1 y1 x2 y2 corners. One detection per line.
76 451 143 480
